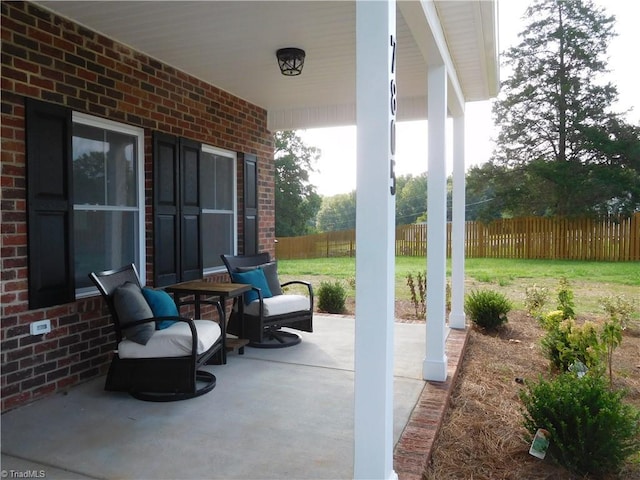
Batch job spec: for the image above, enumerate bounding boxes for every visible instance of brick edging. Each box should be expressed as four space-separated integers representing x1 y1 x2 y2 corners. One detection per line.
393 328 470 479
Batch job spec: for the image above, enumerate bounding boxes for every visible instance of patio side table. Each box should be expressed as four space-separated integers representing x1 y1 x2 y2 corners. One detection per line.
164 281 252 364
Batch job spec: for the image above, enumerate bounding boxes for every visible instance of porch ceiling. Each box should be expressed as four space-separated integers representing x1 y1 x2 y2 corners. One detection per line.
35 0 499 131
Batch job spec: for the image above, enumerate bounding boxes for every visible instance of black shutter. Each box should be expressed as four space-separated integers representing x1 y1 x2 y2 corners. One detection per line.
243 154 258 255
26 99 75 309
179 138 202 281
152 134 203 286
153 132 180 287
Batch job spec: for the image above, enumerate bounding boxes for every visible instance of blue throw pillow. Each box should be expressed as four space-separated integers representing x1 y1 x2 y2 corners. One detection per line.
237 261 283 296
142 287 179 330
232 268 273 305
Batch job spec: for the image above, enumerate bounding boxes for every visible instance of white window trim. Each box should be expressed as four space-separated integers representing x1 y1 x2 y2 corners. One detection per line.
201 144 237 275
72 112 146 296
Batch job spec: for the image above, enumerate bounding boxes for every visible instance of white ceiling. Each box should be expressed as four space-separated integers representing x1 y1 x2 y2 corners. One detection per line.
35 1 499 131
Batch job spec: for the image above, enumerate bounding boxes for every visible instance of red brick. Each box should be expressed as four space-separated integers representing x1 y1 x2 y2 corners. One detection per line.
33 383 56 399
56 375 79 390
1 0 273 413
394 327 470 480
3 391 32 411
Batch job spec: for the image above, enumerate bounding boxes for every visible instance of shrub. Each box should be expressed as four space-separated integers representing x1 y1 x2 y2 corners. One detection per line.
538 309 564 331
601 318 623 389
406 272 426 318
600 294 638 330
520 373 640 476
540 316 603 372
598 295 634 387
524 284 549 317
405 273 450 319
464 289 512 330
556 277 575 319
317 281 346 314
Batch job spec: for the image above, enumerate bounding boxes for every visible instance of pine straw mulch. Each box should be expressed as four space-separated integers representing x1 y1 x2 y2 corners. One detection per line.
422 311 640 480
318 298 640 478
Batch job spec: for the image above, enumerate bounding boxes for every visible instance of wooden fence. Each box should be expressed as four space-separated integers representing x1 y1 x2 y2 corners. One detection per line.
276 213 640 261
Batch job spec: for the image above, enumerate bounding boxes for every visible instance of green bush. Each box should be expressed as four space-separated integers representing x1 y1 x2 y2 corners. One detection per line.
540 315 603 372
520 373 640 476
556 277 575 319
600 294 638 330
464 289 512 330
523 283 549 317
601 318 623 389
538 309 564 331
317 281 346 314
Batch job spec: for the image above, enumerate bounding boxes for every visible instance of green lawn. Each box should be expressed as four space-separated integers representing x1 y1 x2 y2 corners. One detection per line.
278 257 639 317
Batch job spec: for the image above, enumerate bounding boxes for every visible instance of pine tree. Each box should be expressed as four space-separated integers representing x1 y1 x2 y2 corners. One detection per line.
490 0 639 217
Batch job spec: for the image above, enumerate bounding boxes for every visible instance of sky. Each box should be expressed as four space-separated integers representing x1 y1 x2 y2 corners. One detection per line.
300 0 640 197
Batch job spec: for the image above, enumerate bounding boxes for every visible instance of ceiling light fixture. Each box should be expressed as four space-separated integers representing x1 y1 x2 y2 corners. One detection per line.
276 48 306 76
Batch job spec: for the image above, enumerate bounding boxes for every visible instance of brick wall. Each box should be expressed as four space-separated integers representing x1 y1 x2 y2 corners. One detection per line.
1 1 275 412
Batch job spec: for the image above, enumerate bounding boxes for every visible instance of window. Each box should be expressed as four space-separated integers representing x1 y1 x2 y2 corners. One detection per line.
27 99 247 307
72 113 145 293
201 145 237 272
152 135 239 286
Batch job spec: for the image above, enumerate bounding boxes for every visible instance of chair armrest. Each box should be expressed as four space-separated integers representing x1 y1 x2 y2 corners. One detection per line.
171 296 225 346
126 315 194 326
170 315 224 358
280 281 314 310
167 316 200 356
153 315 193 323
281 280 313 296
248 286 266 317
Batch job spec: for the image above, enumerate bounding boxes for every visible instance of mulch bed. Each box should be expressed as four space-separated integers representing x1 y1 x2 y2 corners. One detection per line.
423 311 640 480
318 298 640 479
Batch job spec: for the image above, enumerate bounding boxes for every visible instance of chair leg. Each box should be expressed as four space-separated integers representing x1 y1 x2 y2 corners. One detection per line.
129 371 216 402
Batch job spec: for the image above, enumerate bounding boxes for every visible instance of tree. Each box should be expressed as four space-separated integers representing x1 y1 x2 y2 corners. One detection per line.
316 191 356 232
491 0 640 217
395 173 427 225
580 118 640 216
274 131 322 237
465 163 504 222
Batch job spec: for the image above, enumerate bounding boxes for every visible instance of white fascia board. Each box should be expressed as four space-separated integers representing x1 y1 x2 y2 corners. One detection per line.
398 0 465 117
479 0 501 97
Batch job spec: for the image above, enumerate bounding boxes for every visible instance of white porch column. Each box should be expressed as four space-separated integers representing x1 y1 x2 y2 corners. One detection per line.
354 1 397 479
424 63 448 381
449 114 466 329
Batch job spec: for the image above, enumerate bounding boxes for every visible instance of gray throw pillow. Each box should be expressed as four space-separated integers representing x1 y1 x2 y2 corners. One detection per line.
237 261 283 296
113 282 155 345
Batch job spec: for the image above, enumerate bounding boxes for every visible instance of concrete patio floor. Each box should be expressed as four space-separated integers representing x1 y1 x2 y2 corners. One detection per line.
1 314 468 480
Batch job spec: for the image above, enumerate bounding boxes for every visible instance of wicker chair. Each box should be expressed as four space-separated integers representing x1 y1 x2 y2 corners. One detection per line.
89 264 224 401
221 253 313 348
